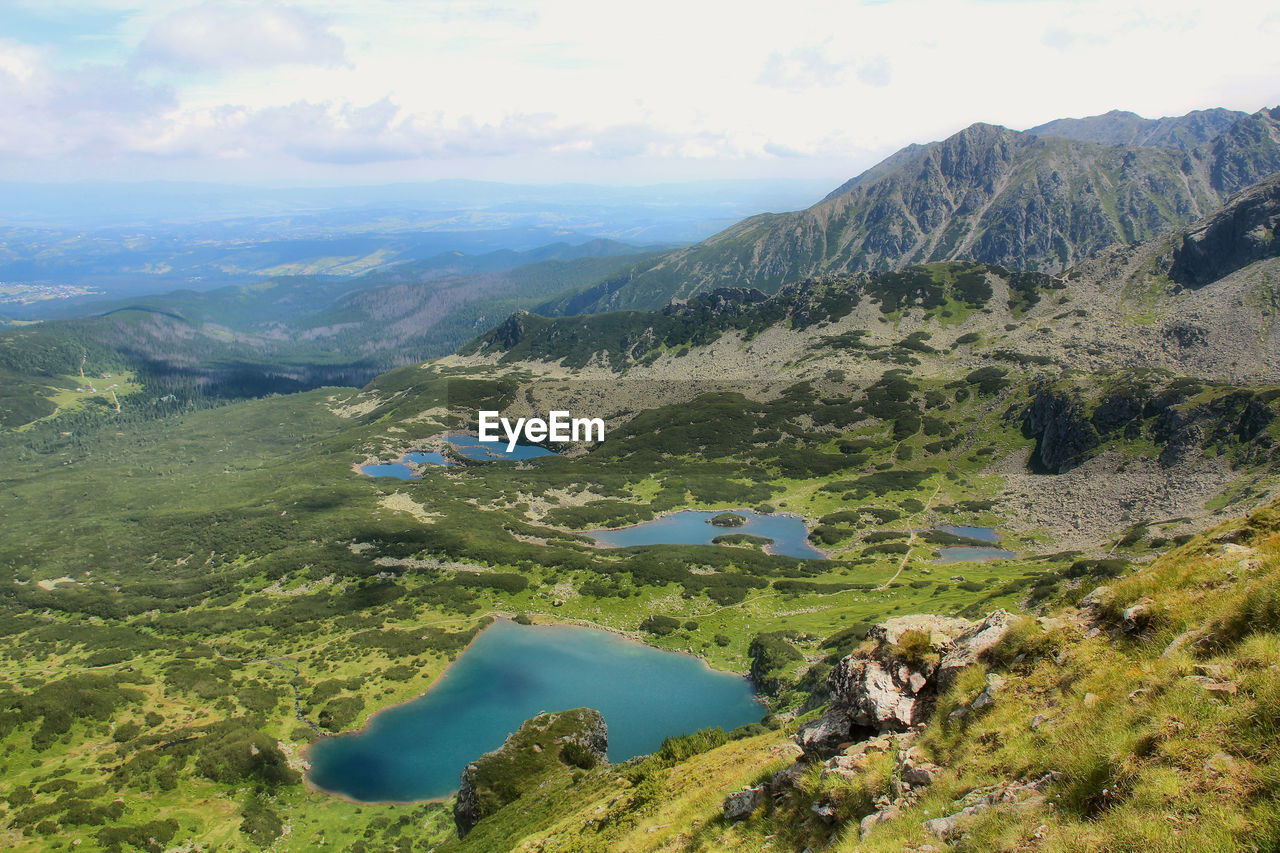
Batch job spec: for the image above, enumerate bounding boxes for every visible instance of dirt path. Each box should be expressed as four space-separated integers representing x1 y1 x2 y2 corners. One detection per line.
875 477 944 591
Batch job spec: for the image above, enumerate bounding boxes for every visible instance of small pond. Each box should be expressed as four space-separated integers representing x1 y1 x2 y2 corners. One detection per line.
359 450 452 479
935 546 1017 563
587 509 825 560
934 525 1000 543
359 438 558 478
306 620 763 802
444 434 559 461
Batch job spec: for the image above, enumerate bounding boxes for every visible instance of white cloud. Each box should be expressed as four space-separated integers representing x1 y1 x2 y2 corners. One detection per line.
1 0 1279 183
137 1 345 72
0 40 175 157
856 56 892 88
758 46 848 90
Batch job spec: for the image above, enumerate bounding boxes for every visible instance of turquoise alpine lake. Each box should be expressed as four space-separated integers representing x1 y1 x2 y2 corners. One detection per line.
305 620 763 802
587 509 826 560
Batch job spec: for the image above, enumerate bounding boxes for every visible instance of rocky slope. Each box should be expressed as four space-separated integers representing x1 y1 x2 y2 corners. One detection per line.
449 501 1280 852
464 189 1280 386
542 108 1280 314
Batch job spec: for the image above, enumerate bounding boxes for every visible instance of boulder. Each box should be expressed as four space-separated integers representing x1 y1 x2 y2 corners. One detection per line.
937 611 1015 686
722 786 766 821
798 611 1015 760
901 764 939 787
1121 598 1154 633
810 798 838 822
859 804 901 838
796 707 859 759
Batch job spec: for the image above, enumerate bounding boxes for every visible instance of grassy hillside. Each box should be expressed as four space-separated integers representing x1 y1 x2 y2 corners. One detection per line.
0 314 1276 848
0 248 655 432
0 213 1276 849
436 499 1280 853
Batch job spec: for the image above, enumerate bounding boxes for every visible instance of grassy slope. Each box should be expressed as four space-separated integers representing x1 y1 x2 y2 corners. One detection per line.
455 501 1280 853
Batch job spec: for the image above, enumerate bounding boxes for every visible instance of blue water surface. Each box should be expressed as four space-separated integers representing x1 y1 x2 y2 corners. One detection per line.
445 434 559 461
360 461 418 480
306 620 762 802
935 546 1017 563
934 525 1000 542
587 509 825 560
359 438 557 478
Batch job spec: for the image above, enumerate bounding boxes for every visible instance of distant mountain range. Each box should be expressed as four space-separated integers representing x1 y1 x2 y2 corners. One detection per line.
465 164 1280 386
4 103 1278 431
541 107 1280 314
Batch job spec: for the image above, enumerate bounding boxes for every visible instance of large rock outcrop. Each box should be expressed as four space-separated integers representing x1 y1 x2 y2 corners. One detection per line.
1169 172 1280 288
797 611 1014 760
1023 387 1099 473
454 708 608 838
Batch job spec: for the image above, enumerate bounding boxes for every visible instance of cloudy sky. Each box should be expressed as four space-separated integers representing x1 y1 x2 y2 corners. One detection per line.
2 0 1278 185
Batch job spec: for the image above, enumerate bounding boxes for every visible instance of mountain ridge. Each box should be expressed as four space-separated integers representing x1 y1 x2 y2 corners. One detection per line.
541 107 1280 315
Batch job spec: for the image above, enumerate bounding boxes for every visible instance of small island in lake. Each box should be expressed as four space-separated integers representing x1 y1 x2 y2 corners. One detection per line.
709 512 747 528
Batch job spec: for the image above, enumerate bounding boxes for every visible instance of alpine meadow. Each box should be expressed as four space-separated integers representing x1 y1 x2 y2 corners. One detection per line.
2 2 1280 852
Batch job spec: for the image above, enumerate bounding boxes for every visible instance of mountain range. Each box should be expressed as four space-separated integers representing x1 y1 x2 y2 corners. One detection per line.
540 107 1280 314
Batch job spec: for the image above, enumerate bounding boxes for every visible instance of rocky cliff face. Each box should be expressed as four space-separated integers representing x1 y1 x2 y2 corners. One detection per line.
454 708 608 837
796 611 1014 760
1023 387 1101 474
1170 172 1280 287
1202 107 1280 197
1022 380 1279 475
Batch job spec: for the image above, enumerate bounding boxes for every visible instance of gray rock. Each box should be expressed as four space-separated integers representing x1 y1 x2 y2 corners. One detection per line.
901 764 939 787
923 812 966 840
1079 586 1111 611
796 707 857 759
1161 629 1197 657
1121 599 1153 633
938 611 1015 685
723 786 766 821
859 804 901 838
810 799 838 822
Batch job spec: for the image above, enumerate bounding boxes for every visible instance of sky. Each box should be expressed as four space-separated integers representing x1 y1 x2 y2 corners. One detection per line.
1 0 1278 186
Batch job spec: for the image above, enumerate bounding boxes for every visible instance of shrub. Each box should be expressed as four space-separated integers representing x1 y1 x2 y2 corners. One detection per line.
640 615 681 636
560 741 599 770
657 727 727 762
748 632 802 693
893 629 933 664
